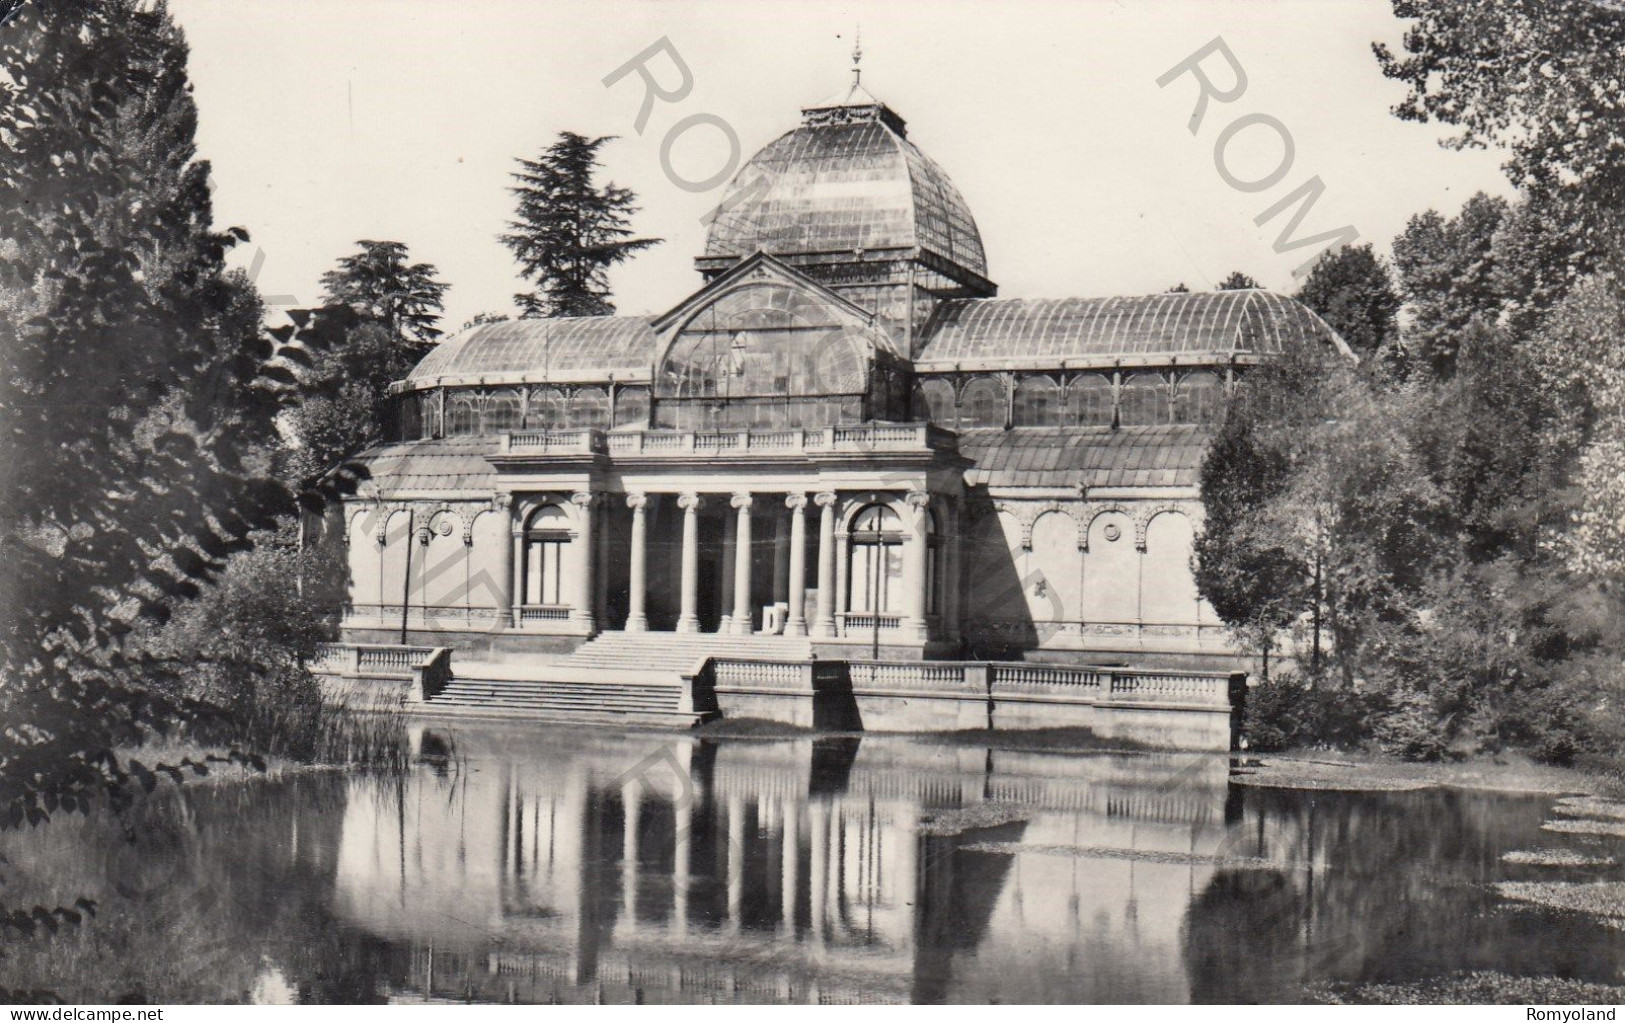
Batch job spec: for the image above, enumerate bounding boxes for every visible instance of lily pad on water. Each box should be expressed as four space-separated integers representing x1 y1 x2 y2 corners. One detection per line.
1308 971 1625 1005
1542 818 1625 838
916 803 1032 835
1500 849 1617 867
1494 880 1625 920
959 841 1284 869
1553 796 1625 821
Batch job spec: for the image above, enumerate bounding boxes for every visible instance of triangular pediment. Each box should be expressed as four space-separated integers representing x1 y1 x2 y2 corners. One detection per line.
650 250 880 337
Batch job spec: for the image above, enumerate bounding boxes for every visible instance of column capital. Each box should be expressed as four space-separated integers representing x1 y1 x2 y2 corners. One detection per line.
785 492 808 511
626 491 649 511
491 491 515 511
730 491 754 511
904 489 932 510
570 490 596 508
677 491 703 511
814 490 838 509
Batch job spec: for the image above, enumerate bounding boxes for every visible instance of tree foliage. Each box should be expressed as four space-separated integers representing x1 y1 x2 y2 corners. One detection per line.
501 132 660 317
1375 0 1625 257
1390 192 1507 377
1196 340 1443 686
1216 271 1261 290
0 0 341 827
1294 244 1401 363
318 239 447 361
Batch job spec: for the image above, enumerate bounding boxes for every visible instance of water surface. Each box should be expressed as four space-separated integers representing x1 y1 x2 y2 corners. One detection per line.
3 727 1622 1003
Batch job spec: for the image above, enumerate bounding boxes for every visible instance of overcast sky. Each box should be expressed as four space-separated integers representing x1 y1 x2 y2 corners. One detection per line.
167 0 1515 331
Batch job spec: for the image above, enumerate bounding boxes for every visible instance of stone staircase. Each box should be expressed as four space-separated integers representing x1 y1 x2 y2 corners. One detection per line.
412 631 812 728
561 631 814 673
423 672 701 727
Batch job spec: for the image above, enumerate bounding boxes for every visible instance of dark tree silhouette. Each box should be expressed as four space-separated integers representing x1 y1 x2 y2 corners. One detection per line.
1295 244 1401 363
1217 271 1262 290
318 240 448 359
502 132 660 317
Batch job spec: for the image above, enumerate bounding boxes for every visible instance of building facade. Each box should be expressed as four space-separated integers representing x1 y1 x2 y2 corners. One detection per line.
335 82 1347 668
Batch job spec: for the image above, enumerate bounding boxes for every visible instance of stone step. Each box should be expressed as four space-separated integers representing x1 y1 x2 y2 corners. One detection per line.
438 684 676 698
417 703 704 727
436 688 677 706
561 631 814 672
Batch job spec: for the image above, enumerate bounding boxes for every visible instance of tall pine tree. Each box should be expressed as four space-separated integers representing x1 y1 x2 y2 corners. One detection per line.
501 132 659 317
318 239 448 360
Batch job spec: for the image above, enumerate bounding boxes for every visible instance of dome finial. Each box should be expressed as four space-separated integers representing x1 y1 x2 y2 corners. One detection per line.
851 25 863 87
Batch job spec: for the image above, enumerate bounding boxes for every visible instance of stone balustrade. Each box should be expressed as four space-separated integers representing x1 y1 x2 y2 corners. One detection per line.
703 656 1236 710
519 605 572 623
591 422 947 459
501 430 600 455
312 643 438 679
847 660 985 694
837 612 903 634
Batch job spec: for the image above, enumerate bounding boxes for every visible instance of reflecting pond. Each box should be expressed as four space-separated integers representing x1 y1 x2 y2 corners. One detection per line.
3 726 1623 1004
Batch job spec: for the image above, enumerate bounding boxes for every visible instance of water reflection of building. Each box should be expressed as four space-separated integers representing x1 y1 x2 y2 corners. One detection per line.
331 732 1235 1003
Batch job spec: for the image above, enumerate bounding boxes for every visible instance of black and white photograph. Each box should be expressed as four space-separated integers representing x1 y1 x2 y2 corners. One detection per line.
3 0 1625 1009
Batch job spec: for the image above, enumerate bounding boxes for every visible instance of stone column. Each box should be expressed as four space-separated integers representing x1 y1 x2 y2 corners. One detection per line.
834 529 850 638
772 508 790 605
730 492 754 635
625 492 649 632
812 491 837 638
944 497 964 643
901 491 931 643
676 492 701 634
503 500 523 633
492 495 514 622
509 509 525 629
785 494 808 637
718 510 737 634
570 491 596 633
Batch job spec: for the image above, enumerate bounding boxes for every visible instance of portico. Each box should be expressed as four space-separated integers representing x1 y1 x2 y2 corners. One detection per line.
482 422 965 653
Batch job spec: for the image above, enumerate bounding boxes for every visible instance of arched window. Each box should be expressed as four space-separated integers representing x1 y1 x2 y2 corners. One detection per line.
446 395 481 436
913 378 956 426
1065 373 1114 427
848 503 904 614
484 389 521 433
1118 372 1170 426
1173 370 1223 424
528 387 567 430
1013 375 1061 427
958 377 1006 428
614 386 650 426
572 386 610 429
523 503 571 606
